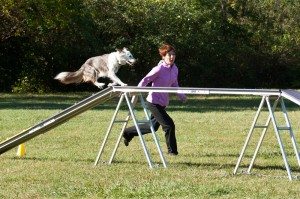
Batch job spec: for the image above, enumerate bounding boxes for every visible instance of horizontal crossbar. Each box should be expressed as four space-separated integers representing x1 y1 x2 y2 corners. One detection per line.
112 86 281 96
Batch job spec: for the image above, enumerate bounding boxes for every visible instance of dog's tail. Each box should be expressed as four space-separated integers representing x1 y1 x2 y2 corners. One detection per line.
54 69 83 84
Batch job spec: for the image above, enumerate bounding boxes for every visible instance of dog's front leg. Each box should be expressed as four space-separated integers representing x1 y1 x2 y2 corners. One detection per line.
107 82 118 87
94 82 105 88
107 71 127 86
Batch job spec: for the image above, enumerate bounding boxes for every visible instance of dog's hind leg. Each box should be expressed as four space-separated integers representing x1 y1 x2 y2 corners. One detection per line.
93 70 106 88
82 64 105 88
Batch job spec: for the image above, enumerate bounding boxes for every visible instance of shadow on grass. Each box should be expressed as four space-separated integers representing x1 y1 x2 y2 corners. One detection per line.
46 157 300 173
8 156 160 168
1 93 299 112
7 154 300 174
10 156 96 164
185 151 298 159
173 160 300 173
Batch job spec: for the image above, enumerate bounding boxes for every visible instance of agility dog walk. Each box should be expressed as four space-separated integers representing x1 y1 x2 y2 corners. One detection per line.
55 48 136 88
0 86 299 180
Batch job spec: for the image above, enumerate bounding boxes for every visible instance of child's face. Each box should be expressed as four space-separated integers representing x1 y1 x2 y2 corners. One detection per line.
163 50 176 65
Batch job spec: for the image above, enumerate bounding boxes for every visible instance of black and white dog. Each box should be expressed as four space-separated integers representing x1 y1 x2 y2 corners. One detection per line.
54 48 136 88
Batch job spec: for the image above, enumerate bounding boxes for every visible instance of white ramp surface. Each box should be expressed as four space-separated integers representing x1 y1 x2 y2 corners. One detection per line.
282 89 300 106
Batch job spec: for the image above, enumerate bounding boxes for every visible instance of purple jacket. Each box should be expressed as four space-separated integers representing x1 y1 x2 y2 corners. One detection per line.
138 61 186 107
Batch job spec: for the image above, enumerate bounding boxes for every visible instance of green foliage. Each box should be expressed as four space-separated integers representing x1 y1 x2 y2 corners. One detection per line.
0 0 300 92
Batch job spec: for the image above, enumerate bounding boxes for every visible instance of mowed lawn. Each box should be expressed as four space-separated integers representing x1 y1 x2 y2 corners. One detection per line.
1 92 300 198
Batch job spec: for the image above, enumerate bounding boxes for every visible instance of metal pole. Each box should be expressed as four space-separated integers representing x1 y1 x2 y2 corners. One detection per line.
266 96 293 180
94 94 125 166
108 95 137 164
124 93 154 168
139 94 167 168
247 97 279 173
234 96 266 174
280 98 300 168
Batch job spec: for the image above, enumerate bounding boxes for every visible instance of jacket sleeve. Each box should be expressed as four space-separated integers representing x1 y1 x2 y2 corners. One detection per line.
138 66 160 87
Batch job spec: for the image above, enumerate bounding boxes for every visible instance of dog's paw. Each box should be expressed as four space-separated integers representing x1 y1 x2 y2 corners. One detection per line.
95 82 105 88
108 82 124 87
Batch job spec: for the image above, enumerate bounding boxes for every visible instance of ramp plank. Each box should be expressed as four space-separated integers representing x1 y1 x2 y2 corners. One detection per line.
282 89 300 106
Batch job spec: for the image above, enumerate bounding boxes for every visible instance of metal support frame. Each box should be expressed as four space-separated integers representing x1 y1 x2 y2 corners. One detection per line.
2 86 298 180
234 96 300 180
94 92 167 168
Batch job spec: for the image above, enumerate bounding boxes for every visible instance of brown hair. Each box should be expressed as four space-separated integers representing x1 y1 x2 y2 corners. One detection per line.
158 43 175 57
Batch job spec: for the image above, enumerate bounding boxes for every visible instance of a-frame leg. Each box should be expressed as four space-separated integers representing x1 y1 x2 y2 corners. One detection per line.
94 93 154 167
234 96 269 174
138 93 167 168
94 94 126 166
107 95 136 165
266 96 292 180
266 97 300 180
95 92 166 168
246 97 279 173
123 92 154 168
234 96 300 180
280 98 300 169
108 93 167 167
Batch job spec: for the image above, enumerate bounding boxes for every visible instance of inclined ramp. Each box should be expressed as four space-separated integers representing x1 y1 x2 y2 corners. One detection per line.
281 89 300 106
0 87 118 155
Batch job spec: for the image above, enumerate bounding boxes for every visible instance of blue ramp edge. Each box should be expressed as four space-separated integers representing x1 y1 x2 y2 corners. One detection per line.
282 89 300 106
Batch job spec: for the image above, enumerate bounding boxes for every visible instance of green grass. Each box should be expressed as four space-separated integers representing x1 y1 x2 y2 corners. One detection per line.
1 92 300 198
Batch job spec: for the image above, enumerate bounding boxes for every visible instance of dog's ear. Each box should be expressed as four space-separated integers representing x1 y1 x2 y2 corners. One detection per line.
123 47 128 51
116 48 122 52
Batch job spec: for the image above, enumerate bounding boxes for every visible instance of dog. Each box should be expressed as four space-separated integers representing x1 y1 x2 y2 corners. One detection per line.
54 47 136 88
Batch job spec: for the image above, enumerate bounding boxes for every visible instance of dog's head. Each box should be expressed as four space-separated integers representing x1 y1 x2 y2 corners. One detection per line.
116 47 137 66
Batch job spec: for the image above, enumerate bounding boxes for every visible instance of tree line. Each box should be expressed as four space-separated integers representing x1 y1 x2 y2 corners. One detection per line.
1 0 299 93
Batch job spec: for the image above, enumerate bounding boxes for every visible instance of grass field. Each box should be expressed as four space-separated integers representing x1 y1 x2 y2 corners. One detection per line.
1 92 300 198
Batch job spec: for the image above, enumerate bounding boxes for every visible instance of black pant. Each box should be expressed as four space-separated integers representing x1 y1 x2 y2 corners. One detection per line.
123 101 178 154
